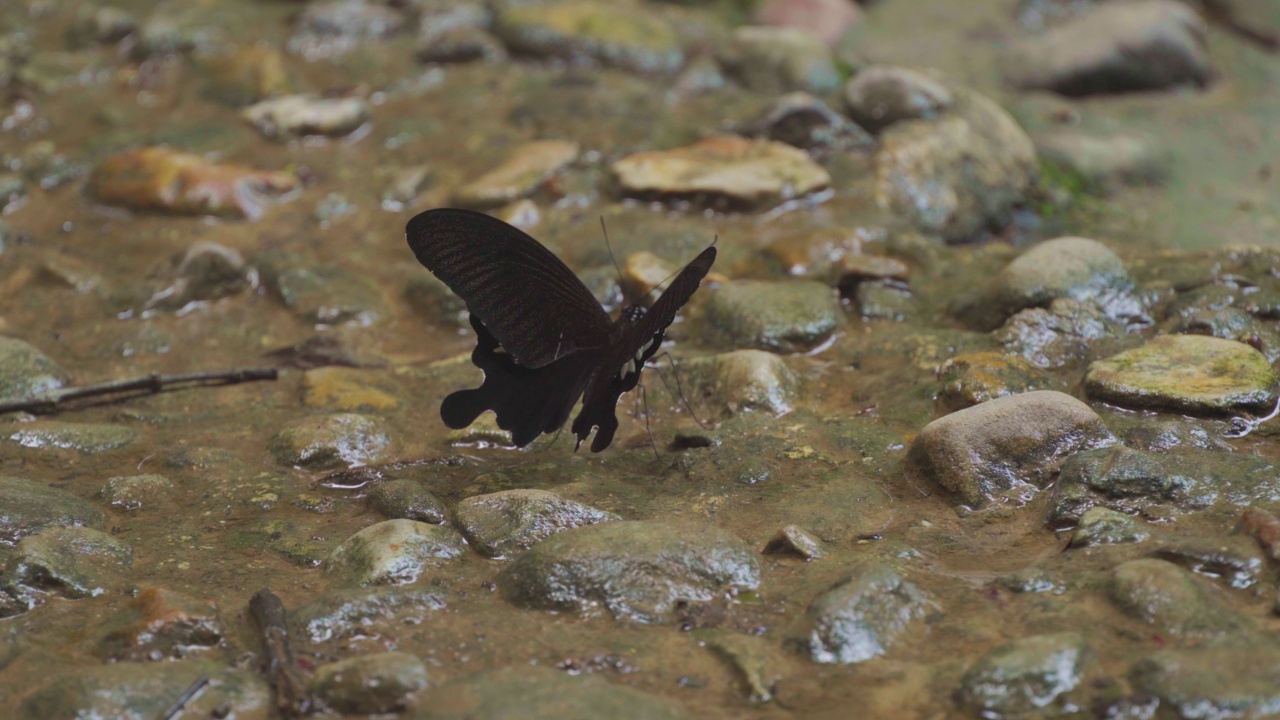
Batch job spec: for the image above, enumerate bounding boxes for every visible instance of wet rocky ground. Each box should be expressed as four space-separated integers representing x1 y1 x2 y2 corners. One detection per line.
2 0 1280 718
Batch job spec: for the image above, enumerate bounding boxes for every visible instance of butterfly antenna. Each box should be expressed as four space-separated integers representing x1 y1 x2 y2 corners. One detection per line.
653 351 712 430
637 382 661 461
599 216 627 289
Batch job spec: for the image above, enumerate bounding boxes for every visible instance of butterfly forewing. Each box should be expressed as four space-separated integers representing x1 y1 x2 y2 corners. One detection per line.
406 209 612 368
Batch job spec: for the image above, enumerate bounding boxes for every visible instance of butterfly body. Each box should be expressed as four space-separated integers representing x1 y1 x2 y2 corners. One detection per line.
406 208 715 452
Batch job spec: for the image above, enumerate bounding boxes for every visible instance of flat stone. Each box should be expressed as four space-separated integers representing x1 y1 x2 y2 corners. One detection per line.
311 652 429 715
1069 507 1149 548
268 413 395 469
325 519 466 586
88 147 299 220
704 280 840 354
266 263 389 326
1085 335 1277 415
243 94 370 139
0 475 105 545
101 474 174 511
874 88 1036 243
1108 559 1250 637
499 520 759 623
493 0 684 74
368 479 447 524
291 587 447 643
0 336 69 401
145 241 253 311
1130 641 1280 719
302 367 399 411
3 525 132 599
6 421 137 454
408 666 693 720
1036 130 1171 189
934 351 1054 415
905 390 1115 508
611 135 830 211
682 350 801 417
718 26 840 94
453 489 620 559
1004 0 1213 96
804 560 932 664
844 65 954 134
452 140 579 209
955 633 1090 718
762 524 827 560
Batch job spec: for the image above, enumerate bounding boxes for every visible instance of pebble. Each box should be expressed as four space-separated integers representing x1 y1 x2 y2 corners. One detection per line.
704 280 840 353
492 0 684 74
1129 641 1280 719
291 586 447 643
6 421 137 454
994 298 1125 369
498 520 759 623
698 629 787 703
611 135 830 211
1004 0 1214 96
68 6 137 47
1052 445 1280 526
1036 130 1171 190
417 2 505 64
718 26 840 95
452 140 579 209
745 91 873 156
324 519 466 586
264 263 390 326
97 587 223 661
954 633 1090 717
268 413 395 468
761 226 888 280
853 280 913 321
3 525 132 599
200 43 291 106
844 65 955 134
804 560 932 664
0 476 105 545
933 351 1054 415
302 367 399 411
681 350 800 417
1068 507 1149 548
1108 558 1249 637
453 488 620 559
310 652 429 715
242 94 371 139
145 241 254 311
408 666 693 720
17 660 270 720
1151 536 1263 590
289 0 406 60
874 88 1036 243
756 0 861 48
905 390 1115 508
0 336 69 400
368 478 448 524
761 524 827 560
404 272 470 328
380 164 434 212
100 474 174 511
88 148 299 220
1085 334 1277 415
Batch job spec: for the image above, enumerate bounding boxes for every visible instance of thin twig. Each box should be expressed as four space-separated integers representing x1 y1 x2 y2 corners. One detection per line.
161 675 210 720
249 588 313 718
0 367 279 415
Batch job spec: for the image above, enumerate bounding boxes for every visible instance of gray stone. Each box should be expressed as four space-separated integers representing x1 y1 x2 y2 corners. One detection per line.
0 476 105 546
369 479 448 525
746 91 874 156
1151 536 1264 590
1108 559 1249 637
243 94 371 139
405 272 469 328
325 519 466 586
0 336 70 401
289 0 405 60
1069 507 1149 548
995 298 1128 369
499 520 759 623
681 350 801 418
762 524 827 560
3 525 132 599
905 391 1115 508
1051 446 1280 525
452 140 579 209
955 633 1090 717
874 87 1037 243
5 421 137 454
265 263 390 326
417 2 505 64
1130 641 1280 720
1085 335 1278 415
146 242 253 311
291 586 447 643
1036 130 1171 189
804 560 932 664
854 280 913 322
843 65 954 134
269 413 394 469
704 280 840 354
18 660 270 720
408 666 692 720
719 26 840 94
101 474 174 511
493 0 684 74
453 489 620 559
611 135 830 211
1004 0 1213 96
934 351 1055 415
311 652 429 714
1176 305 1280 364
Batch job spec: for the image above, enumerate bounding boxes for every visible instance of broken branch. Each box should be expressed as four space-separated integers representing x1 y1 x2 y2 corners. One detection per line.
0 367 279 415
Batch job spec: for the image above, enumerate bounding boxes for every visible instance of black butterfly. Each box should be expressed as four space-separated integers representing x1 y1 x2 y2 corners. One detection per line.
406 208 717 452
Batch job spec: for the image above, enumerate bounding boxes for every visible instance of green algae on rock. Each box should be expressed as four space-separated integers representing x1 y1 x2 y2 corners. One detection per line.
704 280 840 354
493 0 685 74
452 139 579 209
803 560 932 665
0 336 69 401
5 421 137 454
1107 558 1251 638
368 478 448 525
3 526 132 600
291 586 447 644
0 476 105 546
681 350 800 417
453 488 620 559
498 520 759 623
954 632 1091 718
611 135 831 210
1068 507 1149 548
1129 640 1280 719
325 519 466 586
1085 334 1278 415
933 351 1054 415
268 413 394 468
718 26 840 94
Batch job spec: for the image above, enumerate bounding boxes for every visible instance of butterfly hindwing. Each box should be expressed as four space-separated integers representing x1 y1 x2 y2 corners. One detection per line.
406 209 612 368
